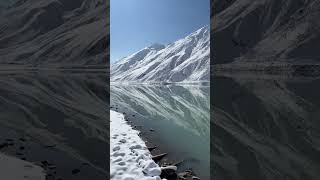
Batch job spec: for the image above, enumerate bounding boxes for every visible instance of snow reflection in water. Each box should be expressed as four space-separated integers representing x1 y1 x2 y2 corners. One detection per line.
111 85 210 180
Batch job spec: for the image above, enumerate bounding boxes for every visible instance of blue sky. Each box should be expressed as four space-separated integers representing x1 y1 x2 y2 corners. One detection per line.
110 0 210 63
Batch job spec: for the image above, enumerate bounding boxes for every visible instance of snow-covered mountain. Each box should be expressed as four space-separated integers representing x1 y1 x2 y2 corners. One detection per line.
212 0 320 65
111 26 210 83
0 0 108 67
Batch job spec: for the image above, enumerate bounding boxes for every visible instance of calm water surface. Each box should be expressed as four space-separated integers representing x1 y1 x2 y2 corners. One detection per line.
212 74 320 180
111 85 210 180
0 72 108 180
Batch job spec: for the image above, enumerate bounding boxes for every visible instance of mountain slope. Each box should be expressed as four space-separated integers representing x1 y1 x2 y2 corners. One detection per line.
111 26 210 83
212 0 320 65
0 0 108 67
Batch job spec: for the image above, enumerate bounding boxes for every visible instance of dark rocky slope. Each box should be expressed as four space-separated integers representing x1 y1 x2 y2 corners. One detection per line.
0 0 108 68
212 0 320 68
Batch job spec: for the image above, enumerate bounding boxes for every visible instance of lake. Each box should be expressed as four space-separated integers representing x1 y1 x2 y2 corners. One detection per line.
111 84 210 179
4 71 318 180
0 72 109 180
212 74 320 180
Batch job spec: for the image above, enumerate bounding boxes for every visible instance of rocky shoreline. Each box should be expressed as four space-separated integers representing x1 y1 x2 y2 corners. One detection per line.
0 135 105 180
110 106 201 180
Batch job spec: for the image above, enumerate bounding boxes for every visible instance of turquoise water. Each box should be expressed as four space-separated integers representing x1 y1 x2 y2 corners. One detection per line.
111 85 210 179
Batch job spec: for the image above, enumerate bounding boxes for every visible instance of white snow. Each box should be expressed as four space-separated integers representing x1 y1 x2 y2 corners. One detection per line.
110 110 163 180
0 153 46 180
111 25 209 83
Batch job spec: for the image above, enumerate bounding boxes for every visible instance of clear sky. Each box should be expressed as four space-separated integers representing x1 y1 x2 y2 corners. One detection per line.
110 0 210 63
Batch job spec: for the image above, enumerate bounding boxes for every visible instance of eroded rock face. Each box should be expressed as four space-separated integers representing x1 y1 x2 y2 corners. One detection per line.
212 0 320 64
0 0 109 66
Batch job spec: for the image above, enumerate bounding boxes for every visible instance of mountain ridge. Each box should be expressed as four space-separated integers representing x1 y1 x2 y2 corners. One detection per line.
212 0 320 65
0 0 109 67
111 25 210 83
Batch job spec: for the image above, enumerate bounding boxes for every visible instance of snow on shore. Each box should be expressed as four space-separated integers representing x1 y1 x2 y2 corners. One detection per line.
0 153 46 180
110 110 163 180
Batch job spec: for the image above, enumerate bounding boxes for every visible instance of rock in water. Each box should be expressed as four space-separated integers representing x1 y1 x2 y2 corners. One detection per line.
152 153 167 162
147 146 157 152
178 170 200 180
160 166 178 179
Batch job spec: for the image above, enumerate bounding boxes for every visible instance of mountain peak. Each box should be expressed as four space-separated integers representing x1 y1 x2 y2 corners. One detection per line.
147 43 165 50
111 26 210 83
187 25 209 38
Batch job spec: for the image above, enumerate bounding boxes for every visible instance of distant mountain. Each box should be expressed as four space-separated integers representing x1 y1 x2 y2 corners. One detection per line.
0 0 108 67
212 0 320 66
111 26 210 83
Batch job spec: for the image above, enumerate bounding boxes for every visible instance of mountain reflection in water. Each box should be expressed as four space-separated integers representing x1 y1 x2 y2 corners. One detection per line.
0 72 109 180
212 75 320 180
111 85 210 180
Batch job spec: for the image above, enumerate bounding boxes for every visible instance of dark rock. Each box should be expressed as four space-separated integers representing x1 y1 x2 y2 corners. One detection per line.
161 168 177 179
82 162 90 166
48 165 57 169
0 142 9 149
72 169 80 175
152 153 167 162
147 146 157 152
45 145 56 148
178 170 200 180
172 160 184 166
41 161 49 166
